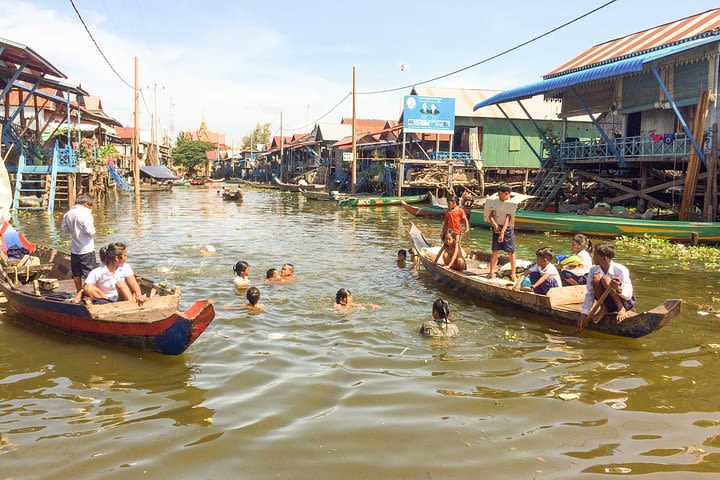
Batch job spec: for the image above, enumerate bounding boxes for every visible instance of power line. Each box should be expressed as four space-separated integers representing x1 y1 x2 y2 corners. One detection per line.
284 93 352 132
357 0 619 95
68 0 134 89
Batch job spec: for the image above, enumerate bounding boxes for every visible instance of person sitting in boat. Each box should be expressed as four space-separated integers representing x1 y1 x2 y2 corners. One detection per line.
439 230 466 272
266 268 281 282
82 244 133 304
110 242 148 305
281 263 294 281
514 247 562 295
233 261 251 288
578 243 635 329
560 234 593 286
441 196 469 240
245 287 264 311
486 185 517 282
419 298 459 337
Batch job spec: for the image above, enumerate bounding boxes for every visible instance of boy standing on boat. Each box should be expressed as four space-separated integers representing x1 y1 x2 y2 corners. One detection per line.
441 196 469 239
61 194 97 303
578 243 635 330
485 185 517 281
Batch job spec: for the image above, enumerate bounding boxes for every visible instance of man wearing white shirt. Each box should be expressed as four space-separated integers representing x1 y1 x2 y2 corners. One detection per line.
60 194 97 302
578 243 635 331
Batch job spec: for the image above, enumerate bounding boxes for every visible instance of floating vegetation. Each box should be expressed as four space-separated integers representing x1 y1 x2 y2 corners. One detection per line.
616 235 720 270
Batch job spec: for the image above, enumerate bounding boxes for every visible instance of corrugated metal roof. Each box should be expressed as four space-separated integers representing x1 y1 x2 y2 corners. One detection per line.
412 87 569 121
546 8 720 78
313 123 352 142
0 36 66 78
474 35 720 110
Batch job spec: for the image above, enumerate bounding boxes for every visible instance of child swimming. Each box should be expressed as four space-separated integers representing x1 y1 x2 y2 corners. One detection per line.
233 261 250 288
419 298 459 337
245 286 264 310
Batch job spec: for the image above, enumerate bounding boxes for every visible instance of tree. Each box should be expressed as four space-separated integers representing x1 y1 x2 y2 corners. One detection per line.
172 140 214 175
241 122 272 150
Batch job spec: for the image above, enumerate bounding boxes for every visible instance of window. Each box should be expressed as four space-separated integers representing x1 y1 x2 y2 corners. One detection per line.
508 136 521 152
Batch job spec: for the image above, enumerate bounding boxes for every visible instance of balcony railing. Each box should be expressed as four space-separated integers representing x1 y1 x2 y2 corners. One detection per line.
432 151 471 160
559 133 711 162
57 145 78 167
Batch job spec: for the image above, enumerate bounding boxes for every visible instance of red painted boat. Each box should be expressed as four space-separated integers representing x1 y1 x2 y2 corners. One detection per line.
401 201 447 218
0 246 215 355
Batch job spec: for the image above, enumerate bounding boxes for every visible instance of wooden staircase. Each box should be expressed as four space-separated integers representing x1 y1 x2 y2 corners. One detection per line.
11 143 59 214
524 160 568 211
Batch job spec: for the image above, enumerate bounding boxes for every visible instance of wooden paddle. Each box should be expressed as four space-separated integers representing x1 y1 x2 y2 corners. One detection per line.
579 287 612 332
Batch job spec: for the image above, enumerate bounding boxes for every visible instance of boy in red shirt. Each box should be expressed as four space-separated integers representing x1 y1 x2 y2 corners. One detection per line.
441 196 469 239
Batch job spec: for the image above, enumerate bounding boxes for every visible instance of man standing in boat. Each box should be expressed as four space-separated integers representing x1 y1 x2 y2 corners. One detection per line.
61 194 97 303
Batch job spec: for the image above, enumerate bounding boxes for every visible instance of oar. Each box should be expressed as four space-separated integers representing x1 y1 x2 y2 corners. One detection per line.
584 287 612 329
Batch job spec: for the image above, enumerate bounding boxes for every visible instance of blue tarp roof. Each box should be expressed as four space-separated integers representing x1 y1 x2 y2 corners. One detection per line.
474 35 720 110
139 165 176 180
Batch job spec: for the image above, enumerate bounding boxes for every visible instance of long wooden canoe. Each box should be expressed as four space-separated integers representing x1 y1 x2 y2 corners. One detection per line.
245 180 280 190
271 176 325 192
409 222 680 338
300 189 347 201
469 209 720 243
339 193 428 208
401 201 447 218
0 246 215 354
222 190 243 201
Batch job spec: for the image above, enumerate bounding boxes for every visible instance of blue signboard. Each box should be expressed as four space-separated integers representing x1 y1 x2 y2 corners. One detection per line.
403 95 455 134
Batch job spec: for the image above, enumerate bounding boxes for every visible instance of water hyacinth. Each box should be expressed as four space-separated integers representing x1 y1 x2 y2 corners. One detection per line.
616 235 720 270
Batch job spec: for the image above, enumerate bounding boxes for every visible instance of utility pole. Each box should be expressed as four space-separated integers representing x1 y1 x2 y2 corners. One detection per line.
154 83 160 164
280 112 284 181
133 56 140 199
351 65 357 193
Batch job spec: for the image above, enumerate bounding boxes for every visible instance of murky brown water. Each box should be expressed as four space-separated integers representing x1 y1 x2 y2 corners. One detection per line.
1 187 720 479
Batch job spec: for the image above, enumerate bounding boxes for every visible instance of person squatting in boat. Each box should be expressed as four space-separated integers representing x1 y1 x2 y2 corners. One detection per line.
82 243 142 305
577 243 635 329
513 247 562 295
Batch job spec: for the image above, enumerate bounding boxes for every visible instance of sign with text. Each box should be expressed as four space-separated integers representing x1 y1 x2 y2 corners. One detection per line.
342 152 353 163
403 95 455 134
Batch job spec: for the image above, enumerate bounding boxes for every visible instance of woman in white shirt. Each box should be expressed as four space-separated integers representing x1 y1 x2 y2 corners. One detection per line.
83 244 133 304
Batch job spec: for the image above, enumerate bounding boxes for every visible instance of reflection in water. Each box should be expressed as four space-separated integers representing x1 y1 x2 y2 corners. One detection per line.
2 188 720 478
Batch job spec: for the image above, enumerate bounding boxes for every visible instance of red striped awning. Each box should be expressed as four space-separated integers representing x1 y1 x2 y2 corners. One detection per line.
546 8 720 78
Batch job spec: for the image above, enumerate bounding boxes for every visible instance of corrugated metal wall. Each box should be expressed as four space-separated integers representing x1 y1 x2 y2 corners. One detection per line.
481 118 596 168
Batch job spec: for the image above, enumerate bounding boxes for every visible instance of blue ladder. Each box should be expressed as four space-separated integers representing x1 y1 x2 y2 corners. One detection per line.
11 143 59 213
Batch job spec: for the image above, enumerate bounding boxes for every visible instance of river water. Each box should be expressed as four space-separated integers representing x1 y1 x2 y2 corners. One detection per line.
1 186 720 479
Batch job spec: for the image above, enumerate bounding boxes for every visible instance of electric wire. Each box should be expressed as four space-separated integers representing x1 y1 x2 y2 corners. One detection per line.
357 0 619 95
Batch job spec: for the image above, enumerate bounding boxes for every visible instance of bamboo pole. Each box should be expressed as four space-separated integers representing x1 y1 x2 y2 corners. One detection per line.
133 56 140 200
351 66 357 193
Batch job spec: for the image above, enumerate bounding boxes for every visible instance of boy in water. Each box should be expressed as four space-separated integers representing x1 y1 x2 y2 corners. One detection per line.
245 287 264 311
486 185 517 282
266 268 281 282
281 263 294 281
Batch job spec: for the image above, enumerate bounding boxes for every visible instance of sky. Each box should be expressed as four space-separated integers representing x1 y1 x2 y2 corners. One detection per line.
1 0 719 143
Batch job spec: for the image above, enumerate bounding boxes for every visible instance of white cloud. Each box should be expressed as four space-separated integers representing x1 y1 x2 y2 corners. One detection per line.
0 1 362 140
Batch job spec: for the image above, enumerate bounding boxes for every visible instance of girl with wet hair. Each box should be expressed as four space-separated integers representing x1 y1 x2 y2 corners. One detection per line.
233 261 250 288
335 288 352 310
419 298 459 337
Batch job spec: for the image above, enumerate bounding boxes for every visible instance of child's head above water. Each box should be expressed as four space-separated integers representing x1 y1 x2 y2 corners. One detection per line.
246 287 260 306
266 268 279 279
432 298 450 320
397 249 407 261
234 261 250 277
335 288 352 306
281 263 294 277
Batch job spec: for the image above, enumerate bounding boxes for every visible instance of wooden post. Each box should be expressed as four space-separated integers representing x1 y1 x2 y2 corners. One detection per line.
397 159 403 196
703 123 718 221
522 168 529 194
638 163 648 212
33 94 40 143
280 112 284 181
133 56 140 200
679 90 709 220
68 173 77 206
351 66 357 194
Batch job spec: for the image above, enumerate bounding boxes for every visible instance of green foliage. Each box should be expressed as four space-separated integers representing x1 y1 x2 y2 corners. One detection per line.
172 140 214 175
241 122 272 150
538 125 560 162
616 235 720 270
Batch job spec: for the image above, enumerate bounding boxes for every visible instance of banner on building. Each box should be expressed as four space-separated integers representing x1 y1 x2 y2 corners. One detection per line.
403 95 455 134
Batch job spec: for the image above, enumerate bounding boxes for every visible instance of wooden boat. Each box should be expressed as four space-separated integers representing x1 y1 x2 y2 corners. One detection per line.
245 180 280 190
401 201 447 218
300 189 347 201
222 190 243 201
468 209 720 243
339 193 428 208
189 177 210 186
139 183 173 192
0 246 215 354
409 222 680 338
271 176 325 192
172 178 190 187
